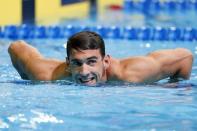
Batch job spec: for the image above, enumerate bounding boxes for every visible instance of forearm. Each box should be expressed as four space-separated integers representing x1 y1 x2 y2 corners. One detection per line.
164 48 193 79
176 50 193 79
149 48 193 80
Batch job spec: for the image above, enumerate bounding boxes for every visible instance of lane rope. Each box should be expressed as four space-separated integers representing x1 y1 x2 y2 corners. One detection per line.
0 25 196 41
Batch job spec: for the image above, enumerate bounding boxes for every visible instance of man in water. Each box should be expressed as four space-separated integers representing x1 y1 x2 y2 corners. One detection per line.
8 31 193 86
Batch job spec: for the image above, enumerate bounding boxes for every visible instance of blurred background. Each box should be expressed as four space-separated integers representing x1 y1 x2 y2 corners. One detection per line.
0 0 119 25
0 0 196 26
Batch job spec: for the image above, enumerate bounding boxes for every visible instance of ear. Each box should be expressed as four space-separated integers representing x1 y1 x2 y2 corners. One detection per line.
103 55 110 69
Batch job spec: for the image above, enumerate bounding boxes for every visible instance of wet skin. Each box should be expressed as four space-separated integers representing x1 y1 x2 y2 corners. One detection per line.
8 40 193 86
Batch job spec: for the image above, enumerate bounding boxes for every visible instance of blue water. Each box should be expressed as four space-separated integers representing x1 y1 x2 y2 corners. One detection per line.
0 38 197 130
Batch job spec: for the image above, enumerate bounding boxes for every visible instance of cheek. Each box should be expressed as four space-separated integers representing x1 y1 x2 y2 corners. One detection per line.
94 63 105 73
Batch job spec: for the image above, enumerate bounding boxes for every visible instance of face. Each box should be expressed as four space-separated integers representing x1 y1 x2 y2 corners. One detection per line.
67 49 110 86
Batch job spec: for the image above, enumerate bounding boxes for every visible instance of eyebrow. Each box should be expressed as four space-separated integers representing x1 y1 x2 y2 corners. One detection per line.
71 56 98 62
87 56 98 60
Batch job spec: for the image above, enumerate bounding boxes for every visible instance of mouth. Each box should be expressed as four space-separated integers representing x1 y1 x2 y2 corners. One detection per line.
78 77 96 85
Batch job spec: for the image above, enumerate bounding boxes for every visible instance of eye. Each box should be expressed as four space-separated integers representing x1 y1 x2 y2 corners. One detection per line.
87 60 97 66
71 61 82 66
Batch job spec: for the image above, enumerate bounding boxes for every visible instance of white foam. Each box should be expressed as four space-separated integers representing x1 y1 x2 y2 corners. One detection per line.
8 111 64 129
31 110 64 124
8 113 26 122
23 110 64 129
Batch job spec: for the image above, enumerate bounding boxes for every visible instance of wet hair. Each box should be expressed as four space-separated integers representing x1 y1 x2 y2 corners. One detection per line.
66 31 105 59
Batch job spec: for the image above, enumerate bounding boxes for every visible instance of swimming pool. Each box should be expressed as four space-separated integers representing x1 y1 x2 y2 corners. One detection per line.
0 1 197 130
0 38 197 130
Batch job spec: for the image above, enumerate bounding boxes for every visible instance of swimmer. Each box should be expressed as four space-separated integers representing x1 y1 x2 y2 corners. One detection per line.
8 31 193 86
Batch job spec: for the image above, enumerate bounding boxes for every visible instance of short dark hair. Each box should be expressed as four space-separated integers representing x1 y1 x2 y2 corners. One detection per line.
66 31 105 59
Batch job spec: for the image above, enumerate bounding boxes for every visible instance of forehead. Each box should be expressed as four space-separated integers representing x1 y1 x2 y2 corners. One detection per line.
69 49 102 59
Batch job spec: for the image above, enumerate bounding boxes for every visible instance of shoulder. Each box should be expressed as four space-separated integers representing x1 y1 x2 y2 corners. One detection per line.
51 61 71 80
108 56 160 82
115 56 161 83
148 48 193 58
120 56 158 70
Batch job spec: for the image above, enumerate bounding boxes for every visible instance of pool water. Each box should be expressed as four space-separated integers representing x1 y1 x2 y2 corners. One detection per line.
0 39 197 130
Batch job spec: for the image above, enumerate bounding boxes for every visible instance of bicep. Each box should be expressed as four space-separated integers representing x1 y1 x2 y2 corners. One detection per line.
8 40 44 80
25 59 66 80
147 48 193 79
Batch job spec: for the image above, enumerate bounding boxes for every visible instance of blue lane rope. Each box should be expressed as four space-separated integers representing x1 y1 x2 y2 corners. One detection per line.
123 0 197 13
0 25 196 41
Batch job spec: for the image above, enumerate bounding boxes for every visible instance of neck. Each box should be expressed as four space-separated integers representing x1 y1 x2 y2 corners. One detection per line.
101 69 108 82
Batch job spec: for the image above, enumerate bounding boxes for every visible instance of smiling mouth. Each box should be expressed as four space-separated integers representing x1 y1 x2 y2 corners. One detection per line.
79 77 95 84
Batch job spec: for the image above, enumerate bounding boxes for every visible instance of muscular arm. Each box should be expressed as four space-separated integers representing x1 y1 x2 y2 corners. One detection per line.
119 48 193 83
8 40 70 80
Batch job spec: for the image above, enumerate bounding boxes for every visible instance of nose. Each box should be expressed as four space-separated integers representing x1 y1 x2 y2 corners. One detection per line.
79 63 90 76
